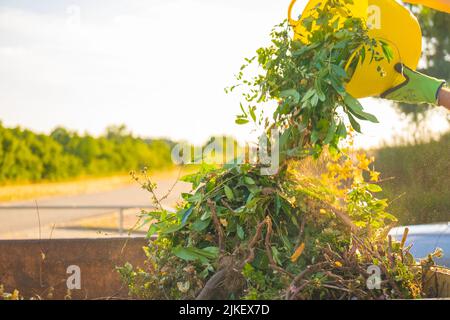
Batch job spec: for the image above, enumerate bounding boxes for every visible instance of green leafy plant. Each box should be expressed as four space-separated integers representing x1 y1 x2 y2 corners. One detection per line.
119 0 435 300
122 146 433 299
227 1 392 157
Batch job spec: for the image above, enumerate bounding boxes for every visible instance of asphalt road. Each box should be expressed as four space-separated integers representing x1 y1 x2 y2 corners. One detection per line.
0 178 190 239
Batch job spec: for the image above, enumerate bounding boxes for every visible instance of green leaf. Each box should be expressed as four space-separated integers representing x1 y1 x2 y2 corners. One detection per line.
172 246 219 264
324 120 337 144
249 106 257 122
380 41 394 62
181 207 194 225
337 122 347 138
244 176 256 185
202 246 220 257
347 113 362 133
311 93 319 107
146 223 158 238
348 108 378 124
314 78 326 102
239 103 248 116
271 246 282 265
224 185 235 201
301 89 316 103
344 94 379 123
161 221 186 234
235 117 249 125
275 193 281 215
331 64 348 79
311 129 320 144
237 224 245 240
201 210 211 221
187 193 203 204
344 94 363 111
191 218 211 232
360 46 366 64
367 184 383 193
280 89 300 104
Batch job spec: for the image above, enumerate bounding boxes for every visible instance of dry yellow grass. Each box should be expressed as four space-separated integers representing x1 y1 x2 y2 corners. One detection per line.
0 175 134 203
0 166 197 204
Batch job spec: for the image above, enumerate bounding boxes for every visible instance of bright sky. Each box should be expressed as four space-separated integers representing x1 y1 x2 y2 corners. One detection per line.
0 0 448 147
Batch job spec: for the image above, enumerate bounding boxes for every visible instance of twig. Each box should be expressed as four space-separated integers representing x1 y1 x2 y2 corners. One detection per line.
34 200 46 288
352 236 404 299
400 227 409 249
264 217 294 278
388 192 406 205
221 199 235 213
48 224 55 240
35 200 42 242
196 269 227 300
207 200 225 254
388 235 395 267
241 220 266 268
158 165 184 203
296 214 306 246
286 262 327 299
322 284 352 293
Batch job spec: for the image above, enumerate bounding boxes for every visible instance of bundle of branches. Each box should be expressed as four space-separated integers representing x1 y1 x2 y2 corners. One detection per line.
118 0 438 300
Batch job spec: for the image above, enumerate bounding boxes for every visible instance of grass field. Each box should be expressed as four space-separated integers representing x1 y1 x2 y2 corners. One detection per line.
374 132 450 225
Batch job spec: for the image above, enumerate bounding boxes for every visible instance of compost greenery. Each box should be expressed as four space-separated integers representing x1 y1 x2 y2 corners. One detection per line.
119 0 439 300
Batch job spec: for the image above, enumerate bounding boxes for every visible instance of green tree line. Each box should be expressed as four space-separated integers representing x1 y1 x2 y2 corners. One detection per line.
0 123 173 184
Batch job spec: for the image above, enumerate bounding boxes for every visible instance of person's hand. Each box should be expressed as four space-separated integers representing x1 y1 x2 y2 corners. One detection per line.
381 63 446 105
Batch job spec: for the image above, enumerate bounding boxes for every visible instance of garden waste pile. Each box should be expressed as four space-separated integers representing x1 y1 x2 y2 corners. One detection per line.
119 0 440 300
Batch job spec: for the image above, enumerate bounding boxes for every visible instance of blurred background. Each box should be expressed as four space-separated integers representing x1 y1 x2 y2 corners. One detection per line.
0 0 448 239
